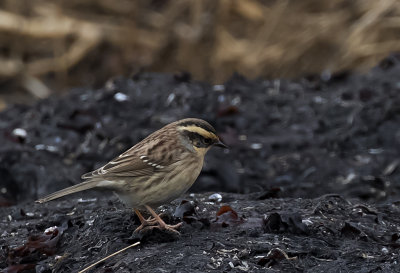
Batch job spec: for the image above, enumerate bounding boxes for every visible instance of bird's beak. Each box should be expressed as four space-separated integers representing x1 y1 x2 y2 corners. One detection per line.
214 139 228 149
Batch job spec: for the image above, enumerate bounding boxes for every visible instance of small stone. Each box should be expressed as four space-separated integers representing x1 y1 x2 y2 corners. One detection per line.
12 128 27 138
213 85 225 92
114 92 129 102
250 143 262 150
208 193 222 202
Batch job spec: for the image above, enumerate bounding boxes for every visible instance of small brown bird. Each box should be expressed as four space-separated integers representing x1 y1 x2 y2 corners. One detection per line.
36 118 226 233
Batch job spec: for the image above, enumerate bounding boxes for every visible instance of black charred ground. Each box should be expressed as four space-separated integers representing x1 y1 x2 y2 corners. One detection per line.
1 55 400 272
2 194 400 272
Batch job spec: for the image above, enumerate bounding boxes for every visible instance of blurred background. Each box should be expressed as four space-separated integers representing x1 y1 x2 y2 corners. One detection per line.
1 0 400 207
1 0 400 109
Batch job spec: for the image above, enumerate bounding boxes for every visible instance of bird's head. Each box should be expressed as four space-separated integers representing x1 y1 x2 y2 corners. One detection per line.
176 118 227 155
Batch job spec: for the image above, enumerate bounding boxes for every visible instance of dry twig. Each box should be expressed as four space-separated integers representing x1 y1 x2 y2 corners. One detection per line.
78 241 140 273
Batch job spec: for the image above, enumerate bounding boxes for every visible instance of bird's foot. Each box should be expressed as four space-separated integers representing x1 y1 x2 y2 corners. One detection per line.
134 206 182 235
134 216 182 234
134 218 157 233
139 222 182 235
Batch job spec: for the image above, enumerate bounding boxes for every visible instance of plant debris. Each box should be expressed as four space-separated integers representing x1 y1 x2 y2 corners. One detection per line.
263 212 308 235
3 224 67 272
173 200 197 224
214 205 244 227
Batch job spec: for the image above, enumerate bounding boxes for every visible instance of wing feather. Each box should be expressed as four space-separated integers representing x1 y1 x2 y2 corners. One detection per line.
81 132 181 180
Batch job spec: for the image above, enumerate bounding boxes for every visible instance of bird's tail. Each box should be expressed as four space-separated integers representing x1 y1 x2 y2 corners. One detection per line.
36 180 100 203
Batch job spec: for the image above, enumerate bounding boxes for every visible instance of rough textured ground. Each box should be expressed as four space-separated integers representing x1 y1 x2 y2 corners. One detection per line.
1 55 400 272
2 193 400 272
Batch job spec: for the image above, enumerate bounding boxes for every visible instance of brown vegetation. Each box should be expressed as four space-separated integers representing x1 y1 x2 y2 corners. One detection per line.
0 0 399 105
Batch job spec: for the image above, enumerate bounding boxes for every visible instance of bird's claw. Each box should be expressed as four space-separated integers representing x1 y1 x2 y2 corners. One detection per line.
136 222 182 235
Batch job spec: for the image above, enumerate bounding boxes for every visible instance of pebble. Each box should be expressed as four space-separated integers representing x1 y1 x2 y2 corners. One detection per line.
208 193 222 202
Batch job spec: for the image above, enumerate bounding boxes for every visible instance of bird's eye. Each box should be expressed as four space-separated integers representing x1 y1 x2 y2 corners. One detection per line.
203 138 211 144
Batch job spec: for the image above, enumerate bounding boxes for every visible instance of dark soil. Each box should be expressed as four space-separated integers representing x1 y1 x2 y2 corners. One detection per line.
1 55 400 272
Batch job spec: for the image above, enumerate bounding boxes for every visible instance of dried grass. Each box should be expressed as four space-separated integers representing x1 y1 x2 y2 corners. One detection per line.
0 0 399 99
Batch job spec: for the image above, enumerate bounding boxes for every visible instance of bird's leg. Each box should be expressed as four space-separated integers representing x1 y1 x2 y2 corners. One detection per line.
144 205 182 234
133 209 158 232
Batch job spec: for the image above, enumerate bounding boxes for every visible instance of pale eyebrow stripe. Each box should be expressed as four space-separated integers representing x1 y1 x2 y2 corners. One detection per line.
178 125 218 139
